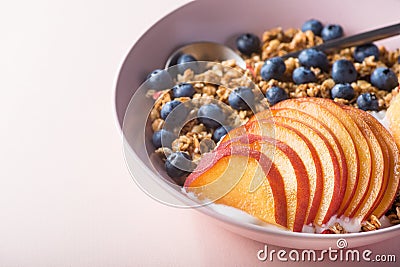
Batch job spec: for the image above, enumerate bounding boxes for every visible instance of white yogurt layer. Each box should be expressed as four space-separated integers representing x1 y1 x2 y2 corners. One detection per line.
185 110 393 233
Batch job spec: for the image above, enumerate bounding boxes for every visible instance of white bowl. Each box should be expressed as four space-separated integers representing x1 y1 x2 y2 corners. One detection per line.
114 0 400 249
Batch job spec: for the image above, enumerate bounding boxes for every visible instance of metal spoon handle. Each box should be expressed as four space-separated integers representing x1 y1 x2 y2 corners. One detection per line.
282 22 400 59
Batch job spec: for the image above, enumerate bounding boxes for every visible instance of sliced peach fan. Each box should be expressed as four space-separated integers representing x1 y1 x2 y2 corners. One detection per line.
184 98 400 233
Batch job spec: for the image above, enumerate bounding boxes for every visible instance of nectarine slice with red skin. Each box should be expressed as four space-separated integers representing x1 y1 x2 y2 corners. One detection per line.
220 122 321 225
185 144 288 228
219 135 310 232
258 108 348 202
271 117 341 225
294 98 372 218
243 120 323 225
241 118 340 225
273 99 359 217
346 107 400 218
342 106 384 220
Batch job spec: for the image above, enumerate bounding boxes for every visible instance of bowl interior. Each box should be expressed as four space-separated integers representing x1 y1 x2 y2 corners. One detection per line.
116 0 400 249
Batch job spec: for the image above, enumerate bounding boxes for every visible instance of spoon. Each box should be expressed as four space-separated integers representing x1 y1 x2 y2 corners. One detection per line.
282 22 400 59
166 22 400 69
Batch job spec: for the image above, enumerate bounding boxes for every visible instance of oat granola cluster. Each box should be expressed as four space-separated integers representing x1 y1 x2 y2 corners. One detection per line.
245 27 400 109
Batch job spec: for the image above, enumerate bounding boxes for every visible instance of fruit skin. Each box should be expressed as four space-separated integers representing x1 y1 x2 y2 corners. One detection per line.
352 106 400 218
294 97 371 218
185 140 288 229
146 69 163 80
165 152 194 184
228 86 255 110
274 99 359 219
172 83 195 98
272 118 340 226
331 83 355 100
177 54 196 64
197 104 225 129
146 69 174 89
301 19 323 36
331 59 357 83
241 115 341 226
246 119 325 225
321 24 343 41
357 93 379 111
342 106 384 220
265 108 349 201
265 86 288 106
212 125 232 142
260 57 286 81
298 48 329 72
292 67 317 84
152 129 175 149
217 135 310 232
236 33 261 56
370 67 399 91
160 100 188 122
353 43 379 63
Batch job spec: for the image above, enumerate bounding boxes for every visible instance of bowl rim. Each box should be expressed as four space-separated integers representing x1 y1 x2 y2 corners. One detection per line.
113 1 195 130
114 0 400 243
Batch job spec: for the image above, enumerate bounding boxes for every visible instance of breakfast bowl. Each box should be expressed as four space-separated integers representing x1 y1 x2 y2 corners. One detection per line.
115 0 400 249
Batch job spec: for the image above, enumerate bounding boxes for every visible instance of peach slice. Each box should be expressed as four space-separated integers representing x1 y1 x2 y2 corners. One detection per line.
254 107 348 208
342 106 384 220
222 122 322 225
387 95 400 149
270 117 341 225
184 144 288 228
294 98 372 218
273 99 360 217
241 118 340 225
221 136 310 232
346 107 400 218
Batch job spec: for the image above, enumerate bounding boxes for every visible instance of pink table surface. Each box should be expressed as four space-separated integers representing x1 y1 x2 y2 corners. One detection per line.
1 0 399 266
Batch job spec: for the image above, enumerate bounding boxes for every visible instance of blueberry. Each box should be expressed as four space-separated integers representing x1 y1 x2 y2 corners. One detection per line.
260 57 286 81
145 69 174 90
152 129 175 149
177 54 197 64
160 100 189 127
298 48 329 72
161 100 182 120
165 152 194 183
197 104 225 129
292 67 317 84
353 43 379 63
370 67 399 91
331 83 355 100
301 19 323 36
146 69 163 80
228 86 255 110
331 59 357 83
213 125 233 142
357 93 379 111
265 86 288 106
321 24 344 41
172 83 195 98
236 33 261 56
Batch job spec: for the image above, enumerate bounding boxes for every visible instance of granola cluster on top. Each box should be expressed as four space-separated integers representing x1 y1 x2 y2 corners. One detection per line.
246 27 400 109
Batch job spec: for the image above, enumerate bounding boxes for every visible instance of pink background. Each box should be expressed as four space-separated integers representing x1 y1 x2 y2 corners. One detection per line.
1 0 399 266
